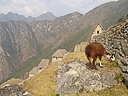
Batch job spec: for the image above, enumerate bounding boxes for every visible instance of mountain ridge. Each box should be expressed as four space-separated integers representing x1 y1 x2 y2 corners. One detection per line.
0 12 57 22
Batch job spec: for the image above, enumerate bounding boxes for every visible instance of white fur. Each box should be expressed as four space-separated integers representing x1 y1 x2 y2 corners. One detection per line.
111 56 115 61
105 55 115 61
99 60 102 67
106 55 111 58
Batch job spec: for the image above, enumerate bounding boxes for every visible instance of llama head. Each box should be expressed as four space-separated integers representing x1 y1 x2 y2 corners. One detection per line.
110 54 115 61
105 54 115 61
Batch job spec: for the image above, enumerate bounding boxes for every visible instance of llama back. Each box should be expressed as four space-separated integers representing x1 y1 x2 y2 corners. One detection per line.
85 42 105 56
85 44 92 57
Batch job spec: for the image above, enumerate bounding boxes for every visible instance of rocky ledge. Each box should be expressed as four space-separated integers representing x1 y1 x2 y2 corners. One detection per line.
55 59 121 96
0 84 33 96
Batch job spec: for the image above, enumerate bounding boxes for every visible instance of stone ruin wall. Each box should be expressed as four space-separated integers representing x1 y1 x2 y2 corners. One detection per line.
95 19 128 85
74 42 89 52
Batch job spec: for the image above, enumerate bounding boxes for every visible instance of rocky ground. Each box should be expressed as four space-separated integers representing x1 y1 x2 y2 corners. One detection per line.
55 59 121 96
0 84 32 96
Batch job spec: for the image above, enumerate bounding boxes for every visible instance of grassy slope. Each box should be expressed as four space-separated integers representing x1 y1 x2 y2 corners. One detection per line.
58 26 92 52
68 85 128 96
22 63 58 96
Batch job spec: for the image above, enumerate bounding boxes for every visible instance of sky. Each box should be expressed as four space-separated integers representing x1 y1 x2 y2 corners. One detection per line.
0 0 118 17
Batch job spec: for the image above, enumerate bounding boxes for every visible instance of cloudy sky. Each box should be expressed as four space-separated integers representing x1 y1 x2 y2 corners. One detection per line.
0 0 118 17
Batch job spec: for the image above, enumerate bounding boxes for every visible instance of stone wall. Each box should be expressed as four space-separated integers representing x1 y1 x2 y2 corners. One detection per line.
91 24 103 42
74 42 89 52
95 16 128 85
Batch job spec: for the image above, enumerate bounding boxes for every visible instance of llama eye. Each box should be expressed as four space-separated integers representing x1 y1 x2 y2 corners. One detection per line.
110 56 113 59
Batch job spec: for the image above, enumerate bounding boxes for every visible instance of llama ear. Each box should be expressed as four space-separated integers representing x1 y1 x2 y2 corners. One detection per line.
112 54 115 57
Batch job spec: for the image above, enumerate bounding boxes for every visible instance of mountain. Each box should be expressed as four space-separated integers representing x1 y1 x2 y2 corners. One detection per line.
0 0 128 84
58 0 128 51
0 12 57 22
0 12 27 22
36 12 57 20
30 12 83 49
0 21 39 83
0 12 83 84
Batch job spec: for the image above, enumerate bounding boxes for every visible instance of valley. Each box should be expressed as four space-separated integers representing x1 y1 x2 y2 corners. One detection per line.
0 0 128 85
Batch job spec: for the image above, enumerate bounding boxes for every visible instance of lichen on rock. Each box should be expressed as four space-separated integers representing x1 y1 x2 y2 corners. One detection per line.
55 59 120 96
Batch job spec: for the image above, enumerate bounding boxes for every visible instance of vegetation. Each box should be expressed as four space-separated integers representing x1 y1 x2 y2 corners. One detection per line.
114 73 123 83
22 63 58 96
2 51 127 96
68 84 128 96
62 52 87 63
58 26 92 52
108 60 118 68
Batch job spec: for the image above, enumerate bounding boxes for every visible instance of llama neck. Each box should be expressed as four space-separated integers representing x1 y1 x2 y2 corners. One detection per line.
104 50 111 55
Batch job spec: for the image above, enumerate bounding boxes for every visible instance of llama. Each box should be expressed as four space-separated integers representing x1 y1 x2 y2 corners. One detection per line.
85 42 115 70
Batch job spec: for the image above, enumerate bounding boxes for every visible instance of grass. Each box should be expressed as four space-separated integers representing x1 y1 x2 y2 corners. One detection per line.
97 85 128 96
62 52 88 63
22 63 58 96
62 52 111 65
67 84 128 96
108 60 118 68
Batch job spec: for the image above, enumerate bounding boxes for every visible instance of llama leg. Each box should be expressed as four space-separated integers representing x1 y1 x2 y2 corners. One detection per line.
99 56 103 68
93 57 98 70
99 60 103 68
87 57 93 69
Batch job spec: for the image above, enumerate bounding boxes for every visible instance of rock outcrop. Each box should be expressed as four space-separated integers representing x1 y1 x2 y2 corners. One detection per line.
55 59 120 96
0 84 32 96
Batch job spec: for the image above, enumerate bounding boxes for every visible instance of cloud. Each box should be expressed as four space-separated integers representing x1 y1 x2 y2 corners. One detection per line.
0 0 119 17
96 0 118 5
0 0 50 17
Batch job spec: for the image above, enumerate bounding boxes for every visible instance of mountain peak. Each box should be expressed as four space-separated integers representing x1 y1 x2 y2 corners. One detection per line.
0 12 57 22
36 12 56 20
7 12 14 15
46 12 53 15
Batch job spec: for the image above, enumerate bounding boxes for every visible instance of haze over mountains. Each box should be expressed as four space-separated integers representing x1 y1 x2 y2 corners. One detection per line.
0 0 128 84
0 12 57 22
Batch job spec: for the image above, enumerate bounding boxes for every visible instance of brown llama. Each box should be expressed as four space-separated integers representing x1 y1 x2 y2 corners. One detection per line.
85 42 115 70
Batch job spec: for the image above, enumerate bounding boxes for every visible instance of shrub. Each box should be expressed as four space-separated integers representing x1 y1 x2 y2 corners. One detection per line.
109 60 118 68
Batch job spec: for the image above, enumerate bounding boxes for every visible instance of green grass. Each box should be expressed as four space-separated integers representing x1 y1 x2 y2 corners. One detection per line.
108 60 118 68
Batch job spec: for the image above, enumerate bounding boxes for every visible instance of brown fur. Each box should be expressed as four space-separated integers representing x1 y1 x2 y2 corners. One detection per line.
85 42 110 70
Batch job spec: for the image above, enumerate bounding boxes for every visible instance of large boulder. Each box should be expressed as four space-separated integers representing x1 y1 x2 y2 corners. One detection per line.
55 59 121 96
0 84 33 96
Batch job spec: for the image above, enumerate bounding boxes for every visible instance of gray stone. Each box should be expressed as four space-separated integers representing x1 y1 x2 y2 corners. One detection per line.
55 60 120 96
0 84 33 96
122 73 128 85
120 66 128 72
102 73 117 85
120 57 128 65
